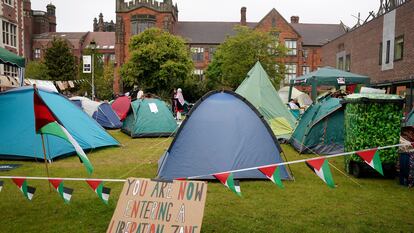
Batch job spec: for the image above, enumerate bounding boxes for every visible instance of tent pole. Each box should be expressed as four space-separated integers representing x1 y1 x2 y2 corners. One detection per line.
281 151 295 181
41 134 52 192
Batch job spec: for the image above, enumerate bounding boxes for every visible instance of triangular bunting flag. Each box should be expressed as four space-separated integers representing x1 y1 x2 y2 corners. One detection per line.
306 158 335 188
12 178 36 200
259 166 284 188
356 149 384 175
49 179 74 203
175 178 187 181
86 180 110 204
214 173 241 196
0 180 3 193
34 90 94 174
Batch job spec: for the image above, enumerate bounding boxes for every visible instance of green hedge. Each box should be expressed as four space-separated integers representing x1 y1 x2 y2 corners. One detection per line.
344 100 403 166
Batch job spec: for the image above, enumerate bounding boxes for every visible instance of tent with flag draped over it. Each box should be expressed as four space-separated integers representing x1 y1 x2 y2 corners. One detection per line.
157 90 293 180
0 87 119 160
236 61 297 139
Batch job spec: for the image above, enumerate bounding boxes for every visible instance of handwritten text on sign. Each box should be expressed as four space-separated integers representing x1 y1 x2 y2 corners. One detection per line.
107 178 207 233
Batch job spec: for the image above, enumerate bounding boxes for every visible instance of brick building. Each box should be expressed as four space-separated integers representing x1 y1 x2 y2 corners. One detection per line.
322 0 414 111
114 0 345 93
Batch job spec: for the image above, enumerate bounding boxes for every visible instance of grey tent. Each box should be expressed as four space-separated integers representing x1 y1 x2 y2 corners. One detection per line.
157 90 293 180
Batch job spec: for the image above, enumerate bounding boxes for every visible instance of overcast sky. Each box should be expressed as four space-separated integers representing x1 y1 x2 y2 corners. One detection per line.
31 0 381 32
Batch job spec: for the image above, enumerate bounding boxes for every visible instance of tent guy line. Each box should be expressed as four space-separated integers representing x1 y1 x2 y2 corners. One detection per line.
0 142 410 183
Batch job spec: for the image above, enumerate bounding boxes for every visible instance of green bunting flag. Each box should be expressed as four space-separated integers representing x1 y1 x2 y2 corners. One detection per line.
356 149 384 175
259 166 284 188
0 180 3 193
12 178 36 200
306 158 335 188
34 89 94 174
49 179 73 204
214 173 241 196
86 180 110 204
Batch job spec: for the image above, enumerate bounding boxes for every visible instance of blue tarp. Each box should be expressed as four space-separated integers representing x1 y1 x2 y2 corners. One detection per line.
157 91 293 180
0 87 119 160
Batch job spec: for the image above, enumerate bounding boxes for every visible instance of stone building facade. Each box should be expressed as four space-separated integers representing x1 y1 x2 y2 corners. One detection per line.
322 0 414 111
114 0 345 93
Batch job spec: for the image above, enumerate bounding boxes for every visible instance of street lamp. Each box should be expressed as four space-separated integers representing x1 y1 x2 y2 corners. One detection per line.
89 40 97 100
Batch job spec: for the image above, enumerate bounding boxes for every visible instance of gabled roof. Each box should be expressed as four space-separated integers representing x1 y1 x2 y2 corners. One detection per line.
255 8 301 37
83 32 115 50
175 21 257 44
32 32 88 40
290 23 345 46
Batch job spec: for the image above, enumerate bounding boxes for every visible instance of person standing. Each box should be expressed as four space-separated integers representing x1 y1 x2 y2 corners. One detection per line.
175 88 185 120
171 88 177 117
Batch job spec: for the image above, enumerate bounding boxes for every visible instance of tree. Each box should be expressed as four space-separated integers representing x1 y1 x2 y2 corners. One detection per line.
95 62 115 101
205 26 287 89
44 37 77 81
121 28 194 99
25 61 50 80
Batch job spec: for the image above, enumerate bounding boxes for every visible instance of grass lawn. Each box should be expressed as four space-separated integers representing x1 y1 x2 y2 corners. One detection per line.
0 130 413 232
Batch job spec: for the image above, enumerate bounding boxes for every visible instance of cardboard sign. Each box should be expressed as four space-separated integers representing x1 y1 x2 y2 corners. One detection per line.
107 178 207 233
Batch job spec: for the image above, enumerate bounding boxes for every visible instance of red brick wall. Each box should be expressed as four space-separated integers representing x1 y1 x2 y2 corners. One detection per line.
1 0 24 56
322 0 414 84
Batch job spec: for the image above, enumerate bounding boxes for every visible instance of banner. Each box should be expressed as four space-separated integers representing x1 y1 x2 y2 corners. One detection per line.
107 178 207 233
83 55 92 74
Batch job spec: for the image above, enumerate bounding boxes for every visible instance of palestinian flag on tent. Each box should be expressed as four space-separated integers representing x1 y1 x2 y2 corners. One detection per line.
49 179 73 203
12 178 36 200
306 158 335 188
33 89 94 174
86 180 110 204
356 149 384 175
259 165 284 188
0 180 3 193
214 173 241 196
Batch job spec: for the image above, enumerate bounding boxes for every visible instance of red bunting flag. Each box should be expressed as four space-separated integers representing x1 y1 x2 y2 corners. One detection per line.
259 166 284 188
86 180 111 204
214 173 241 196
12 178 36 200
306 158 335 188
356 149 384 175
49 179 73 203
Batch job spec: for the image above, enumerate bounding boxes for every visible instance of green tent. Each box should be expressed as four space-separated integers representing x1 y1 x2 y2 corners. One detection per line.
290 96 344 155
0 47 25 68
236 61 297 139
121 98 178 138
406 109 414 127
289 67 370 101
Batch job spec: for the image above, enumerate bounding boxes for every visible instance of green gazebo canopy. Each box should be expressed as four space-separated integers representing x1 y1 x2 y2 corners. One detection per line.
0 47 25 68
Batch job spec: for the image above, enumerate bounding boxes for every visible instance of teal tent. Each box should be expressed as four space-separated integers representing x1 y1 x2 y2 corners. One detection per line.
0 87 119 160
236 62 297 139
290 96 344 155
406 109 414 126
0 47 25 86
122 98 178 138
289 67 370 101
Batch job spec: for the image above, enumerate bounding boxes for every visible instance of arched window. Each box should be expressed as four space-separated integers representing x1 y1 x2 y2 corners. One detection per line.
131 14 156 35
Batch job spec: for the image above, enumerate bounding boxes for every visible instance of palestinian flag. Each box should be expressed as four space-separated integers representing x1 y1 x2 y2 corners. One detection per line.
356 149 384 175
34 90 94 174
306 158 335 188
259 165 284 188
0 180 3 193
213 173 241 196
49 179 74 203
12 178 36 200
86 180 110 204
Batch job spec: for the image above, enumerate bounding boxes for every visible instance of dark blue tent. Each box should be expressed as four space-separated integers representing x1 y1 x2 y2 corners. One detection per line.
0 87 119 160
157 91 293 180
70 97 122 129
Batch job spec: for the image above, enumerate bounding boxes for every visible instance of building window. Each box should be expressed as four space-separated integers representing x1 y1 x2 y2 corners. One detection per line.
302 66 310 75
194 69 204 81
337 57 344 70
34 48 41 59
386 40 391 64
2 21 17 47
303 49 309 59
208 47 216 61
379 42 382 65
345 54 351 72
285 63 297 83
191 47 204 62
285 40 297 56
4 0 13 6
394 36 404 61
3 65 18 77
131 14 156 35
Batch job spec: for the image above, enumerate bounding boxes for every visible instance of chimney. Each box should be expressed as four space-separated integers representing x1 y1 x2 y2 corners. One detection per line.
241 7 247 26
291 16 299 24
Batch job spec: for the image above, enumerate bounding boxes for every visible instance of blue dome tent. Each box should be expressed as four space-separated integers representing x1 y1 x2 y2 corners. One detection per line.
157 90 293 180
0 87 119 160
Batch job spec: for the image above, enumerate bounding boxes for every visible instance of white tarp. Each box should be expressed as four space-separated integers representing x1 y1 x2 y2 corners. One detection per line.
360 87 386 94
70 96 101 116
25 79 58 93
278 86 313 107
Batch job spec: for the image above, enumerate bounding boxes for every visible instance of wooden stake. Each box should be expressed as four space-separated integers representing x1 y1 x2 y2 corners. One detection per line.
41 134 52 192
